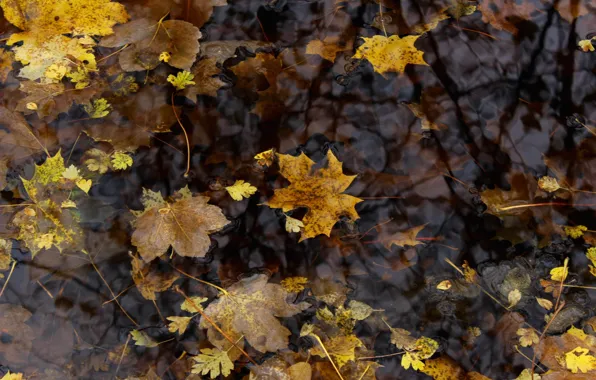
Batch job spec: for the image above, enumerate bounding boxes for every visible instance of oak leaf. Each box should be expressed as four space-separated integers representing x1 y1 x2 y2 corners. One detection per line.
265 150 362 241
191 348 234 379
131 188 229 262
199 274 309 353
352 34 427 75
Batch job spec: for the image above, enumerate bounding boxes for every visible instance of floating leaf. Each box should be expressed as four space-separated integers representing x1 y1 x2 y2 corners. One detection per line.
579 39 595 52
517 328 539 347
565 347 596 373
352 34 427 75
254 149 275 166
183 57 226 101
199 274 309 353
550 264 569 282
265 151 362 241
306 36 352 62
377 224 427 249
131 187 229 262
191 348 234 379
347 300 374 321
166 316 192 335
225 180 257 201
84 98 111 119
111 152 133 170
130 253 178 300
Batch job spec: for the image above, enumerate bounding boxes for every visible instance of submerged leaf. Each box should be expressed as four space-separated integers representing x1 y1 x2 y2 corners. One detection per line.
280 276 308 293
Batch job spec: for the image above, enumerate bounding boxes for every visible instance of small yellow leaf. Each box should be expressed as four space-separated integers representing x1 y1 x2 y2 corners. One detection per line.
462 261 478 283
437 280 452 290
587 247 596 266
37 233 54 250
130 330 158 348
111 152 133 170
579 39 595 52
281 276 308 293
168 71 195 90
26 102 38 110
536 297 553 310
538 176 560 192
167 316 192 335
76 178 92 193
567 326 588 341
515 368 541 380
225 180 257 201
62 165 81 180
180 296 209 313
565 346 596 373
347 300 374 320
550 262 569 282
285 215 304 233
352 34 428 75
508 289 522 308
310 335 363 368
1 372 23 380
254 148 275 166
402 352 425 371
191 348 234 379
516 328 539 347
84 98 111 119
159 51 171 62
61 200 77 209
564 225 587 238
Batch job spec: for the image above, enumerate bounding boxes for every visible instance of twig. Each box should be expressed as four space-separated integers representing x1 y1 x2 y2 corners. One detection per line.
0 261 16 298
114 334 131 377
36 280 54 299
358 351 405 360
170 265 229 295
102 284 135 306
379 1 388 37
357 364 371 380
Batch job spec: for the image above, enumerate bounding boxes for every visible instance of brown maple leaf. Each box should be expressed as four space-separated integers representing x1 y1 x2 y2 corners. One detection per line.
131 188 229 262
306 36 353 62
0 106 46 163
376 224 428 249
231 52 283 91
199 274 309 353
130 253 178 300
265 150 363 241
183 57 226 101
478 0 541 35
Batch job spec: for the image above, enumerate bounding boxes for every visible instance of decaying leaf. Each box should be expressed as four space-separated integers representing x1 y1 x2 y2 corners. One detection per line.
111 152 133 170
376 224 427 249
0 238 12 273
477 0 538 35
199 274 309 353
311 335 363 368
191 348 234 379
248 356 312 380
538 176 561 193
306 36 352 62
352 34 427 75
183 57 226 101
0 49 15 82
265 150 363 241
131 187 229 262
280 276 308 293
84 98 112 118
564 225 587 239
0 106 46 163
0 304 35 363
130 253 178 300
225 180 257 201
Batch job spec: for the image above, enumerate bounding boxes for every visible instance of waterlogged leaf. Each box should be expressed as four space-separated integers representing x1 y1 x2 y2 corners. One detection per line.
508 289 522 308
280 276 308 293
421 356 467 379
111 152 133 170
191 348 234 379
183 57 226 101
62 165 81 180
167 71 195 90
311 335 363 368
347 300 374 320
249 357 312 380
265 151 362 241
131 188 229 262
352 34 427 75
565 347 596 373
100 19 201 71
76 178 92 193
402 351 425 371
15 80 96 119
84 149 112 174
285 215 305 233
199 274 309 353
477 0 538 35
130 253 178 300
84 98 112 119
166 316 192 335
130 330 158 348
554 0 593 23
517 328 539 347
225 180 257 201
181 296 209 313
536 297 553 311
0 304 35 363
230 52 283 91
306 36 352 62
377 224 427 249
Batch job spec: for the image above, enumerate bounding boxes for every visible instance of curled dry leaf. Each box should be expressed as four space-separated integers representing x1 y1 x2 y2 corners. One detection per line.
265 150 362 241
199 274 309 353
131 187 229 262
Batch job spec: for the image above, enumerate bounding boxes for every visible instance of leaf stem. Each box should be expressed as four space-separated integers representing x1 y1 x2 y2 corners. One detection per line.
311 334 345 380
171 92 191 177
170 265 229 295
91 259 139 326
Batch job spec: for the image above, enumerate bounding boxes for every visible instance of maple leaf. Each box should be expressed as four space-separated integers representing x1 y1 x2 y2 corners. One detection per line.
564 225 587 239
306 36 352 62
111 152 133 170
565 347 596 373
250 357 312 379
579 39 595 52
199 274 309 353
515 369 541 380
131 187 229 262
285 215 305 233
100 18 200 71
117 84 178 133
84 98 112 119
376 224 427 249
12 151 87 256
517 328 540 347
538 176 561 192
167 71 195 90
130 253 178 300
83 149 112 174
191 348 234 379
352 34 427 75
1 0 128 81
183 57 226 101
181 296 209 312
167 316 192 335
311 335 363 369
265 150 362 241
225 180 257 201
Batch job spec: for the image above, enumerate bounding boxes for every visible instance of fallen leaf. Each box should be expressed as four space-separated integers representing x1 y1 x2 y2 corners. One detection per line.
306 36 352 62
200 40 272 63
0 304 35 364
0 106 46 162
191 348 234 379
516 369 541 380
554 0 593 23
437 280 452 290
311 335 363 368
254 149 275 166
131 187 229 262
199 274 309 353
111 152 133 170
183 57 226 100
285 215 305 233
0 49 14 82
265 150 363 241
536 297 553 311
477 0 538 35
181 296 209 313
167 70 195 90
167 316 192 335
377 224 427 249
225 180 257 201
280 276 309 293
352 34 427 75
130 253 178 300
130 330 158 348
421 355 466 379
565 347 596 373
508 289 522 308
84 98 111 118
517 328 540 347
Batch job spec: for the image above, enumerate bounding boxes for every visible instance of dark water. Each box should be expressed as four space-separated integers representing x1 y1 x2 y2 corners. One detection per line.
1 0 596 379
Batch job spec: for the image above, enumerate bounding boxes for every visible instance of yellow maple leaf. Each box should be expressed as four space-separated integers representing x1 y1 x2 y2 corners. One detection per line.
380 224 427 249
167 316 192 335
579 39 595 52
281 276 308 293
352 34 428 75
515 369 541 380
180 296 209 313
516 328 539 347
285 215 304 233
254 148 275 166
265 150 362 241
191 348 234 379
111 152 133 170
564 225 587 239
565 347 596 373
168 71 196 90
402 351 425 371
311 335 363 368
225 180 257 201
84 98 111 119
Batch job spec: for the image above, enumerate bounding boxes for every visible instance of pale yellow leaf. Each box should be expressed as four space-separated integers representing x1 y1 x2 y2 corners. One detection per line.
225 180 257 201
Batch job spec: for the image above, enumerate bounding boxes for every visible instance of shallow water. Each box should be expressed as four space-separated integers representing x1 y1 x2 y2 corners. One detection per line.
1 0 596 379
